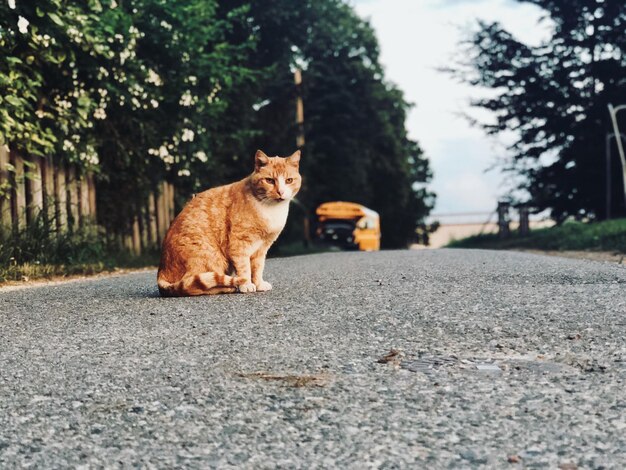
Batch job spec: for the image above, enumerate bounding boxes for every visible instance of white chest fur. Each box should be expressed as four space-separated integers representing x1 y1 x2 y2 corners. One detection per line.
256 200 290 234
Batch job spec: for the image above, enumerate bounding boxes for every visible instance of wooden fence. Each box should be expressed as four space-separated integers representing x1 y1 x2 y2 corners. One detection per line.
0 145 176 254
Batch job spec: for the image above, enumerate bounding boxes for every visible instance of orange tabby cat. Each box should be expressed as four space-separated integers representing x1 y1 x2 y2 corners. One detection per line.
157 149 302 296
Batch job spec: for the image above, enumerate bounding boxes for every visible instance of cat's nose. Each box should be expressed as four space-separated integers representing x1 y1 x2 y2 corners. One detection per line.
277 188 285 198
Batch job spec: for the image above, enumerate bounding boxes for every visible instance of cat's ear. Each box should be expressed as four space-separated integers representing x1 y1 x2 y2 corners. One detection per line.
255 150 269 170
288 150 301 167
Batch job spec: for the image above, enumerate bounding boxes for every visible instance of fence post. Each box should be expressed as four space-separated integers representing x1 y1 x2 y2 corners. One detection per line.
158 182 170 240
87 174 97 218
26 155 44 225
10 150 27 230
139 206 149 251
41 157 55 224
497 201 510 239
148 192 158 247
67 166 79 229
0 145 10 227
167 182 175 222
55 161 67 231
518 205 530 236
79 173 90 224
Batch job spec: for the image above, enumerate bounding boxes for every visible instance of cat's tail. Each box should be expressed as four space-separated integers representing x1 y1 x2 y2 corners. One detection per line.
158 272 247 297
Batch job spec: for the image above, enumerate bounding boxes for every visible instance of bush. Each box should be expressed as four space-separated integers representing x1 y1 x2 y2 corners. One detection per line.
0 212 158 282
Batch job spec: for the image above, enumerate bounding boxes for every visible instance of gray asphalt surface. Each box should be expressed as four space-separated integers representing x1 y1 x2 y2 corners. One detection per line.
1 249 625 469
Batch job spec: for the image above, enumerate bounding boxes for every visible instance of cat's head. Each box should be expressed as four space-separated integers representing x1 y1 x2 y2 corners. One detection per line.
250 149 302 203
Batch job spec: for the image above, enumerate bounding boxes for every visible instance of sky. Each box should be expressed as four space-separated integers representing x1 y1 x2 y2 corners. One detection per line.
352 0 551 217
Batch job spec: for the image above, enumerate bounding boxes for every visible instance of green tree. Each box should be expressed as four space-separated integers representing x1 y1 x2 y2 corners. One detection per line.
0 0 121 166
455 0 626 221
2 0 434 249
93 0 254 235
215 0 435 247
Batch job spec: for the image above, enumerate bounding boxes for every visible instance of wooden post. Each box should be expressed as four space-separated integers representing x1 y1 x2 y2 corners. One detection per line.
0 145 10 228
124 233 133 253
156 184 166 240
519 205 530 236
79 173 90 224
67 166 79 229
55 161 67 231
26 156 44 225
148 192 158 247
132 214 141 255
497 201 510 239
294 69 305 149
162 182 170 226
139 205 149 251
10 150 27 230
87 174 97 219
167 182 175 222
41 157 55 225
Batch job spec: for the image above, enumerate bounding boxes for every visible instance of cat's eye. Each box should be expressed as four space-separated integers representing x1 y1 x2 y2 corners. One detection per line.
265 178 275 184
285 178 293 184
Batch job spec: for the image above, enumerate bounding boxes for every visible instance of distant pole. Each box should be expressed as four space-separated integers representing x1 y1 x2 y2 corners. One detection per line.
294 68 309 247
605 131 626 220
606 133 612 220
294 69 305 149
607 104 626 208
497 201 510 239
518 205 529 236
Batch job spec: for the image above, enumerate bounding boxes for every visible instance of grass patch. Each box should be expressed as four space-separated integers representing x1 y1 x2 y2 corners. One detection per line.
0 214 159 284
447 218 626 253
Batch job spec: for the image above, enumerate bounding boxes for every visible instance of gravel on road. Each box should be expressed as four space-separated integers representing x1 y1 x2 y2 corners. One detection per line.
1 249 625 468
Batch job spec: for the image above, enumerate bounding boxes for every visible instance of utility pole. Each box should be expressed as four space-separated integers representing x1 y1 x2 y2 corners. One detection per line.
607 104 626 209
294 69 305 149
294 68 310 247
605 132 626 219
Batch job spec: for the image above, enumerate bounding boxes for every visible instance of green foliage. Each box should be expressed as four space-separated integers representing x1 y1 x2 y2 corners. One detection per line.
0 211 106 282
93 0 255 233
454 1 626 221
0 215 106 268
215 0 435 247
0 212 159 282
448 218 626 253
2 0 435 255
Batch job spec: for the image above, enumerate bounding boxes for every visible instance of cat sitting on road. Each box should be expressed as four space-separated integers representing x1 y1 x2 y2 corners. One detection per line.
157 149 301 296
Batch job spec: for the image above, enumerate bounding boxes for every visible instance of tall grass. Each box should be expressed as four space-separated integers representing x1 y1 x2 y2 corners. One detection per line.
0 213 158 282
447 218 626 252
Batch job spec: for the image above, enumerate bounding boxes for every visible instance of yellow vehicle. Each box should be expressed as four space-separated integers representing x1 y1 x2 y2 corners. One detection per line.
315 201 380 251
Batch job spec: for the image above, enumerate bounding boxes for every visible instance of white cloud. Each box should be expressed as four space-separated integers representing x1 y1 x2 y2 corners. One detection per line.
353 0 550 214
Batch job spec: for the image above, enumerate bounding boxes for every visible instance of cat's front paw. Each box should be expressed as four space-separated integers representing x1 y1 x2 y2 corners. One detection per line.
238 282 257 293
255 280 272 292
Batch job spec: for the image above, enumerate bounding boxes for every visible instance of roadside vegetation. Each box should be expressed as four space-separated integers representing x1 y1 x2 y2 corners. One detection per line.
453 0 626 221
1 0 435 283
448 218 626 253
0 215 158 283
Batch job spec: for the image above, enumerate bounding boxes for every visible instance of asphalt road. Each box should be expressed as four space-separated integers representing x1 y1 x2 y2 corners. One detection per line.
1 249 625 469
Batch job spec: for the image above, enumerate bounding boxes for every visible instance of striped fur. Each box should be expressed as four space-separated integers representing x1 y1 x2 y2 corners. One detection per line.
157 150 301 297
158 272 246 297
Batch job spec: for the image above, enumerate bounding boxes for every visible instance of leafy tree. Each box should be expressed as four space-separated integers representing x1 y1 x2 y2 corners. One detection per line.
0 0 121 166
455 0 626 221
2 0 434 249
1 0 255 235
93 0 254 234
215 0 435 247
